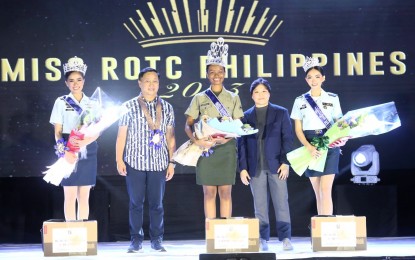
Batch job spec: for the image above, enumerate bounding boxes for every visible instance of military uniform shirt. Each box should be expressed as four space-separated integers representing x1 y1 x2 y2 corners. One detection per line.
50 92 91 134
185 86 244 120
290 89 342 130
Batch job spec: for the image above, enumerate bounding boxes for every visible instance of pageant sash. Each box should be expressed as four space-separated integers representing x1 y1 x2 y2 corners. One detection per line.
63 96 83 115
205 89 231 117
304 93 332 130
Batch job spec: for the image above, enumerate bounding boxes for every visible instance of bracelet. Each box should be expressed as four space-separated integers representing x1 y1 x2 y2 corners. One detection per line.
54 138 69 158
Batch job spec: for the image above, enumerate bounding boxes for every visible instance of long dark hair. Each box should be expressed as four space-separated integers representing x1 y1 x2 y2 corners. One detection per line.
64 71 85 80
305 66 325 76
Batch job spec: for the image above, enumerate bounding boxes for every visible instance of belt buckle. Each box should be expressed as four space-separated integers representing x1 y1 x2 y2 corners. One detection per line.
315 129 323 135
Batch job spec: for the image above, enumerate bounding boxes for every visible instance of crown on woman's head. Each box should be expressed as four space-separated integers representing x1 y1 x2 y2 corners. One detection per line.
303 56 320 72
63 56 88 75
206 37 229 67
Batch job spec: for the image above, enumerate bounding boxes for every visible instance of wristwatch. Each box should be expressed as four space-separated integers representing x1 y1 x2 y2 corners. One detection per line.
169 161 176 168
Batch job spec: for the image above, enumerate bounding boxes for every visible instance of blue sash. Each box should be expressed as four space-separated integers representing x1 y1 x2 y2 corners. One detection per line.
63 96 83 115
304 93 332 130
205 89 231 117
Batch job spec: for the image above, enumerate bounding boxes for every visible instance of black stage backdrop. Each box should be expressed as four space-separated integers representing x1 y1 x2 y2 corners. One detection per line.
0 0 414 242
0 0 413 176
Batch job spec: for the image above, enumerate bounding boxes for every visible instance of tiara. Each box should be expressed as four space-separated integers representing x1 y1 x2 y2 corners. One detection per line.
63 56 88 75
303 56 320 72
206 37 229 67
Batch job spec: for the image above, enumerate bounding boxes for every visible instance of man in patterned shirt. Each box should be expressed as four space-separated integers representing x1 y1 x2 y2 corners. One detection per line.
116 67 176 253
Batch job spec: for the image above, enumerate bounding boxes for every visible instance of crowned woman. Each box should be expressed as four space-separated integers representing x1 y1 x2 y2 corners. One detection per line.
184 37 244 218
290 56 346 216
49 56 99 220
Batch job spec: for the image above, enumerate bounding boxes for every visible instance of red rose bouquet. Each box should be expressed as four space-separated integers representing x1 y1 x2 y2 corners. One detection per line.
43 87 127 185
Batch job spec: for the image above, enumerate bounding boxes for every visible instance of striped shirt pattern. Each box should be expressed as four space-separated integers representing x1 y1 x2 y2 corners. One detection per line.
119 96 175 171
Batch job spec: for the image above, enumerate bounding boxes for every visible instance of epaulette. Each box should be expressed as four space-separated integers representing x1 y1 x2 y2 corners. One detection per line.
328 92 338 97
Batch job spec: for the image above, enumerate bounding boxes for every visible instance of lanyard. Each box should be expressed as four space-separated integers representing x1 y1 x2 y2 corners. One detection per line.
137 95 162 130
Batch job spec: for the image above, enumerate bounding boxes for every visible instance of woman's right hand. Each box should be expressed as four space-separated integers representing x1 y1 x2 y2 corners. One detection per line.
64 151 78 164
240 170 251 185
306 144 322 159
211 136 232 145
194 138 215 149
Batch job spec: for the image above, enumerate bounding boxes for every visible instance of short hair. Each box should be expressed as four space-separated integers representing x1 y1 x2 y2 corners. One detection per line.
206 64 225 73
250 78 271 95
139 67 160 80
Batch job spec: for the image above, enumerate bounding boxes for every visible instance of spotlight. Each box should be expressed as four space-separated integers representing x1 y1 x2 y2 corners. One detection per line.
350 145 380 185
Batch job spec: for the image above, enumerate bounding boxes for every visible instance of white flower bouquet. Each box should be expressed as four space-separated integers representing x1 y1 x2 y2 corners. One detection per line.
287 101 401 176
173 116 258 167
43 87 128 185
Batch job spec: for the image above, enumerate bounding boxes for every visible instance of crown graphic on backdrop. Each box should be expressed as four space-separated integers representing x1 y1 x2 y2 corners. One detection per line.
123 0 284 48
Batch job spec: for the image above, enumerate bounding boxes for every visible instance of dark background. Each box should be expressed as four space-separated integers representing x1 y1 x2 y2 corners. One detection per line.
0 0 414 243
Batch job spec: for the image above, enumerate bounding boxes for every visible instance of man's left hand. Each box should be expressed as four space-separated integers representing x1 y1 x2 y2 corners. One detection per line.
166 163 175 181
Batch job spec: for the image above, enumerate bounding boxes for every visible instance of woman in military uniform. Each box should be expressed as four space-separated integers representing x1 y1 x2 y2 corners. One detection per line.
184 38 244 218
290 56 346 216
49 57 99 220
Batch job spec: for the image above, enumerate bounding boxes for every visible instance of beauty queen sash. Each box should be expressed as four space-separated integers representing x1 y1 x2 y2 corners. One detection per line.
63 96 83 115
205 89 231 117
304 93 332 132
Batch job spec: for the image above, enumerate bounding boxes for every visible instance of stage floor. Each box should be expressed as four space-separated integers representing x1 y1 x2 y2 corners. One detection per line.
1 237 414 259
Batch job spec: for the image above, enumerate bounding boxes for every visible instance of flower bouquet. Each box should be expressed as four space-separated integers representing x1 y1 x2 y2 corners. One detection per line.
43 87 128 185
287 101 401 176
173 116 258 166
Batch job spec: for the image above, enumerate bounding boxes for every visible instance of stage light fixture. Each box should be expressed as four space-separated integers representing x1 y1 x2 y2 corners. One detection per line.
350 145 380 185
